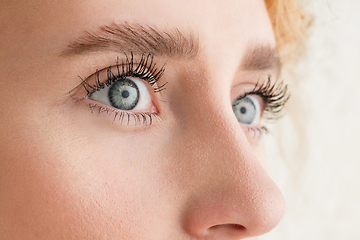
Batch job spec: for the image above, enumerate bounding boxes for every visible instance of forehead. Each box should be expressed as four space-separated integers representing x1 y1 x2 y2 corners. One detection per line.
0 0 274 60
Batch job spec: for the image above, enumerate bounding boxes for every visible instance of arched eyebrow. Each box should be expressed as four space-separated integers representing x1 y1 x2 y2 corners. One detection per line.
61 22 200 59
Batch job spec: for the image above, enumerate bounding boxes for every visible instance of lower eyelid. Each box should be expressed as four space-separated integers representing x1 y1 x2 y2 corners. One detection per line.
87 97 158 115
241 125 266 140
86 101 162 126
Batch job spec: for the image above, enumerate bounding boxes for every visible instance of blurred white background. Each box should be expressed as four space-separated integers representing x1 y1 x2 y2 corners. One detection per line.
262 0 360 239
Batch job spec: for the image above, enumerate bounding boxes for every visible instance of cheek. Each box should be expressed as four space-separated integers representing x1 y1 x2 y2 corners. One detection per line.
252 144 267 169
0 103 165 238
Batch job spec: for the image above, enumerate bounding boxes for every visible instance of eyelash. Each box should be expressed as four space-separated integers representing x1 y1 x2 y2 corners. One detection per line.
72 54 289 136
241 77 290 138
73 52 167 126
80 52 166 96
87 103 162 126
248 77 289 119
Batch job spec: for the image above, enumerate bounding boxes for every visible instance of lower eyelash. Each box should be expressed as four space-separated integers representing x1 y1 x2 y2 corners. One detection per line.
243 125 268 139
88 103 162 126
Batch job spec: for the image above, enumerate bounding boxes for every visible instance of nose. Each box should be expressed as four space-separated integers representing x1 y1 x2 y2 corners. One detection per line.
171 104 285 239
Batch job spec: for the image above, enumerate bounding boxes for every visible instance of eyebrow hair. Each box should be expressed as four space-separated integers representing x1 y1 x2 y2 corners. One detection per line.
62 22 280 74
62 22 200 59
240 43 281 73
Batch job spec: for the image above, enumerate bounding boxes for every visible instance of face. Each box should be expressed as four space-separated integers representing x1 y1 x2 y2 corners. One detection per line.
0 0 286 239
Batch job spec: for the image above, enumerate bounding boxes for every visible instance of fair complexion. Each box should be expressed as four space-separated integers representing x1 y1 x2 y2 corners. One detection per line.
0 0 285 239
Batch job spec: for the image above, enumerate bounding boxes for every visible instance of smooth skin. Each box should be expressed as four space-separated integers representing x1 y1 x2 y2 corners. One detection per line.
0 0 285 239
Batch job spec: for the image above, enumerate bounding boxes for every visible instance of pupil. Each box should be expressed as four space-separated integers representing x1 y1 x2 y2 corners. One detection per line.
240 107 247 114
122 90 130 98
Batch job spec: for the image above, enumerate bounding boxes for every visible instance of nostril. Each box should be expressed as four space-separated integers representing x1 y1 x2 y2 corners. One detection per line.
209 224 245 231
207 224 247 239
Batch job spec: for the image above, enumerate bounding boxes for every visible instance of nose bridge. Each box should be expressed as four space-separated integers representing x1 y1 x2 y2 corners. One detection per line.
181 111 252 186
176 106 269 198
169 99 285 238
171 86 258 187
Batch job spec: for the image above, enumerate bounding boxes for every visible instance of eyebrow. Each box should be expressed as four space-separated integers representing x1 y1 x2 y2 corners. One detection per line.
62 22 280 73
61 22 200 59
240 43 281 73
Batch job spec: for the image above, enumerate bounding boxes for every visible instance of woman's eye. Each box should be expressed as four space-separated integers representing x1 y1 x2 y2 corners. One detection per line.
232 95 261 125
89 77 152 111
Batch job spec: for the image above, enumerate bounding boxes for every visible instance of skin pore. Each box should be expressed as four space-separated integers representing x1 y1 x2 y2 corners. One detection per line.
0 0 285 239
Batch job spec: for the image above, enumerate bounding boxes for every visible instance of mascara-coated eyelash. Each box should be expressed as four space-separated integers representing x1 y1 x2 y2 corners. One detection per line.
244 76 289 121
232 76 289 139
76 52 167 98
69 52 167 126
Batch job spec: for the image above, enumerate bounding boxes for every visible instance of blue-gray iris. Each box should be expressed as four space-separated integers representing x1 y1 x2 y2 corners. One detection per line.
108 78 140 110
232 96 257 124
